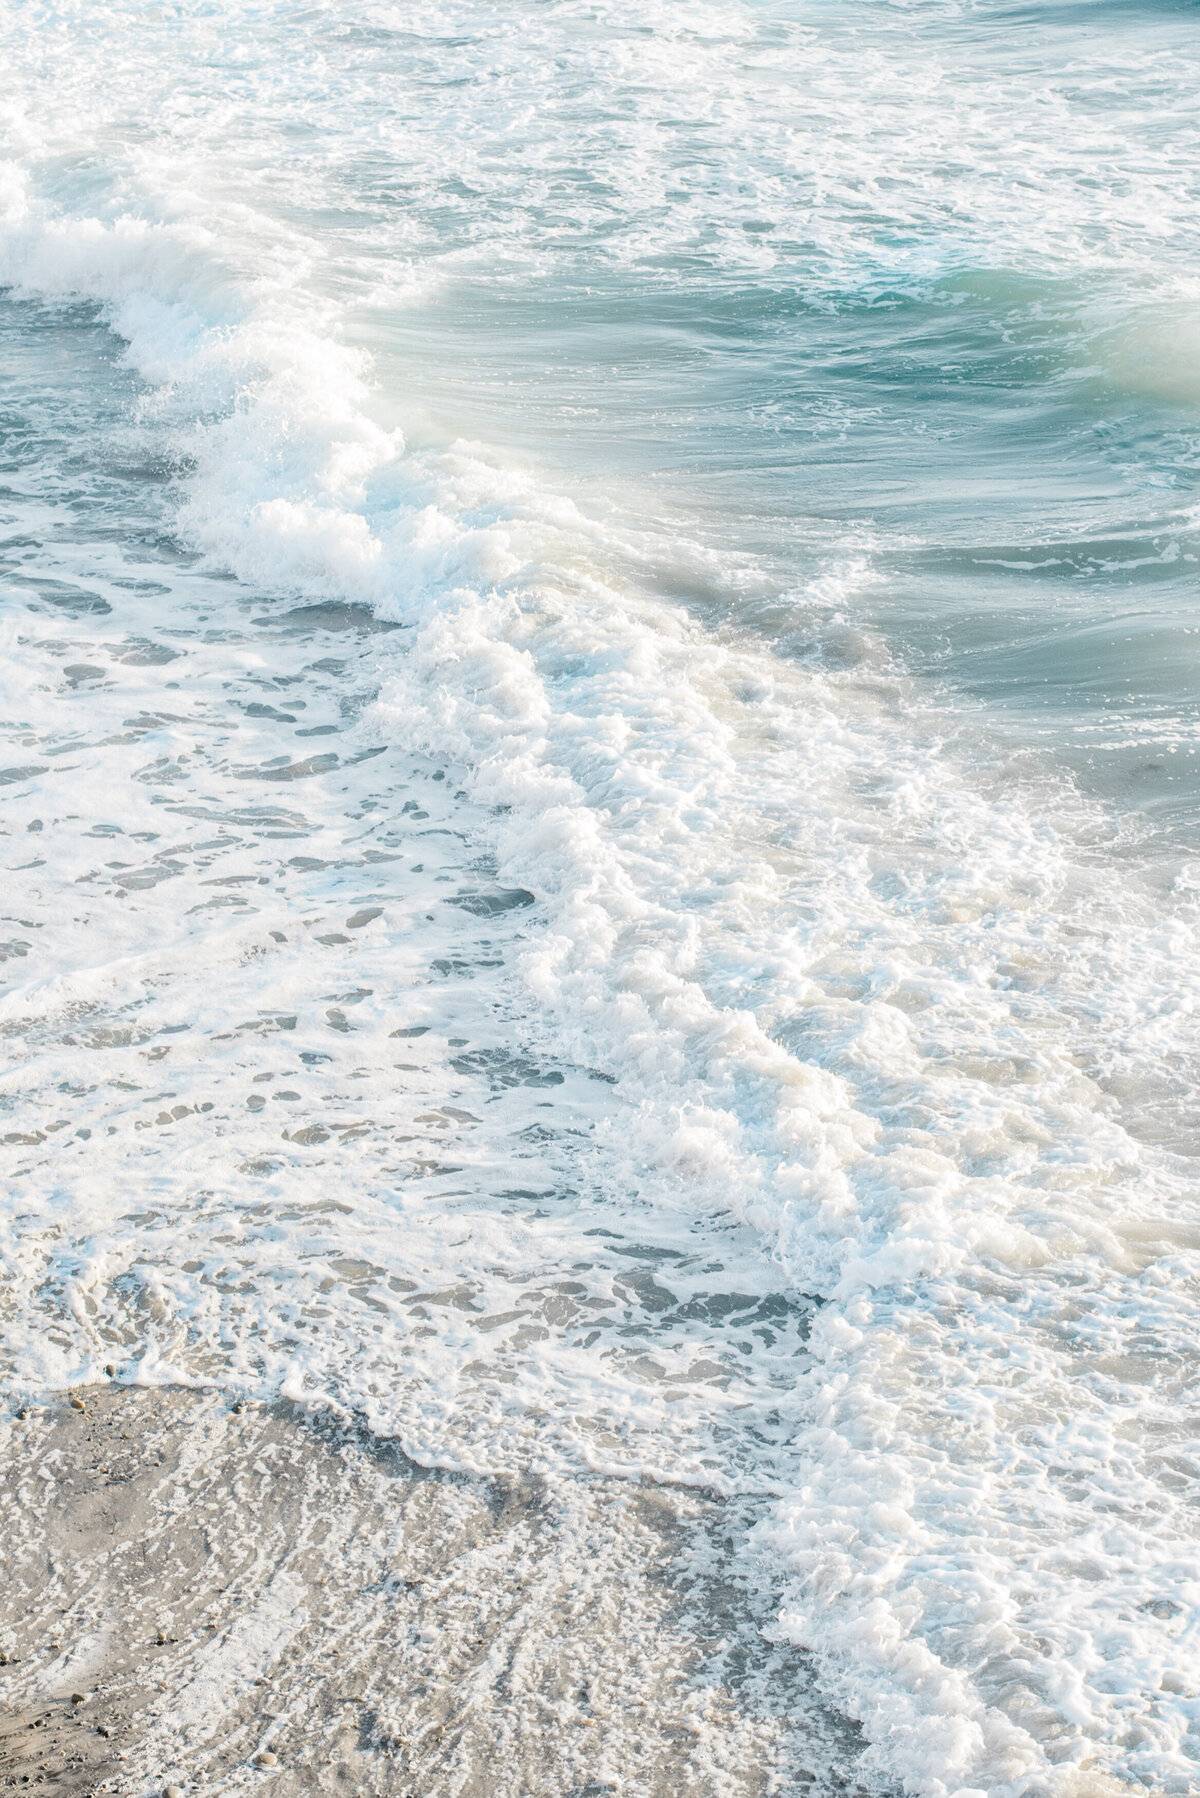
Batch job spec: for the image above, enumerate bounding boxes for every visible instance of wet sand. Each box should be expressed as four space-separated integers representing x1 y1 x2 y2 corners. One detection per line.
0 1387 868 1798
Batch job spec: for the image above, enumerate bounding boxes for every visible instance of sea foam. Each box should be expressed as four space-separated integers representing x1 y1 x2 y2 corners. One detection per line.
4 3 1200 1793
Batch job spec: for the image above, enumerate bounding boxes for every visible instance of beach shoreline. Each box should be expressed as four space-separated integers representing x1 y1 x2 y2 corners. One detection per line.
0 1385 863 1797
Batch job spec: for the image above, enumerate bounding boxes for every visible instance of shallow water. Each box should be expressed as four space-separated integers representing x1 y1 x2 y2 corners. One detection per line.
4 2 1200 1794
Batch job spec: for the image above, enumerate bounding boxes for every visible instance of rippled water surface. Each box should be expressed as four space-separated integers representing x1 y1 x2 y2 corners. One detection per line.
4 3 1200 1794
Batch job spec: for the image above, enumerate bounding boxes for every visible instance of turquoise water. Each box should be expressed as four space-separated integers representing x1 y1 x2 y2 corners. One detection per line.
379 267 1200 827
4 2 1200 1792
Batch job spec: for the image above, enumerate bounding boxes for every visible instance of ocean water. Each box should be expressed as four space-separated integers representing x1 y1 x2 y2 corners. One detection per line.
3 1 1200 1793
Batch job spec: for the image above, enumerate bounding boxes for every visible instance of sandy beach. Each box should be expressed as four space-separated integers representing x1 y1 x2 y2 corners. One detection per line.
0 1388 866 1797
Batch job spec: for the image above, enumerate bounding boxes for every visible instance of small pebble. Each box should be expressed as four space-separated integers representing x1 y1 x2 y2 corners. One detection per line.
104 1365 116 1377
155 1631 167 1646
254 1750 279 1767
69 1396 85 1412
164 1786 185 1798
96 1724 110 1738
71 1692 85 1705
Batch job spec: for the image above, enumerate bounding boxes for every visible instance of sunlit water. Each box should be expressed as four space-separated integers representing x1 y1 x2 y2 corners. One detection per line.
3 2 1200 1793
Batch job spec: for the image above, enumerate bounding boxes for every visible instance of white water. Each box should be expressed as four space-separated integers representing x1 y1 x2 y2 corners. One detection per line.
4 2 1200 1794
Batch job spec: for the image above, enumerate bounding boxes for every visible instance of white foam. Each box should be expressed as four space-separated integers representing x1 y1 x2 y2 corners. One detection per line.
4 2 1200 1792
